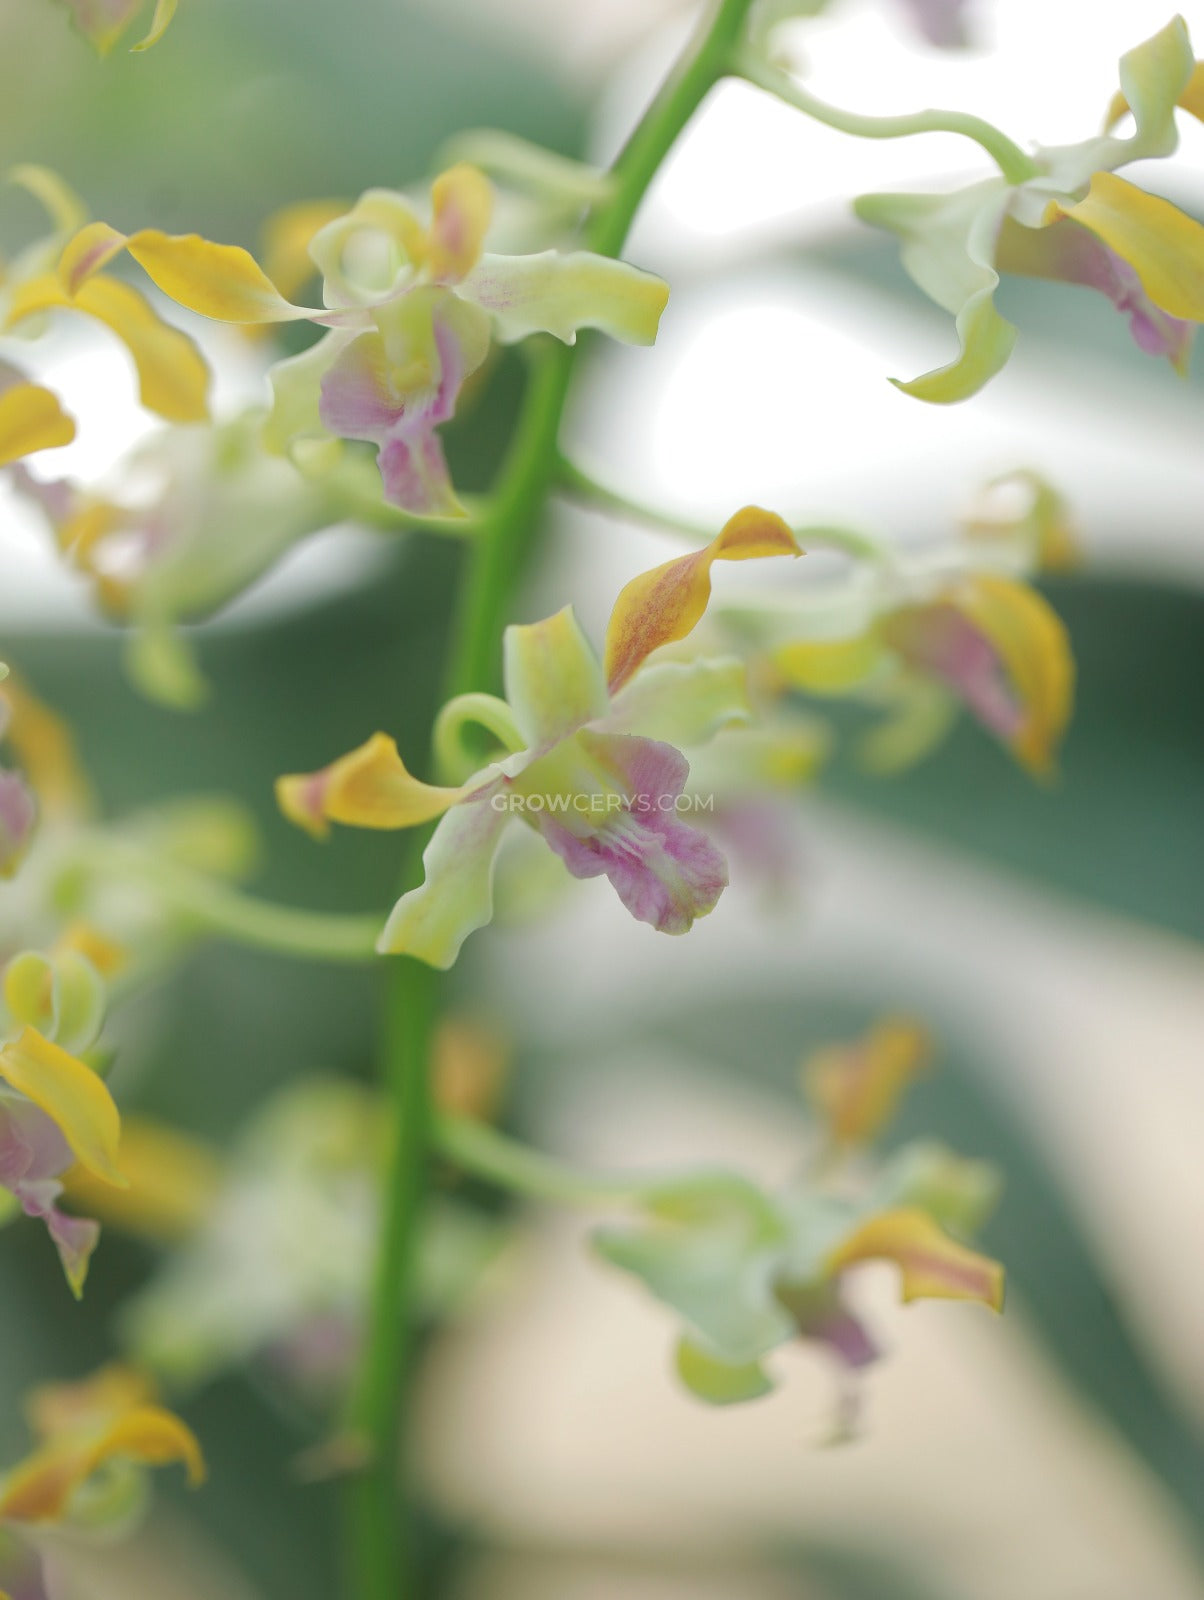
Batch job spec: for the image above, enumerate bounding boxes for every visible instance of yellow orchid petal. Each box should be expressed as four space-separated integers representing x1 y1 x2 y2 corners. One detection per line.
0 1027 125 1189
0 1405 203 1524
882 576 1072 778
130 0 178 50
6 165 87 234
433 1018 509 1121
58 223 313 322
259 198 349 306
804 1017 931 1146
1 675 93 818
1180 60 1204 122
57 221 130 294
54 923 125 977
771 631 884 694
276 732 465 839
427 163 494 283
604 507 801 692
73 277 209 420
952 574 1074 777
826 1207 1004 1310
1048 171 1204 322
92 1406 205 1485
63 1116 221 1242
8 273 209 422
0 383 75 468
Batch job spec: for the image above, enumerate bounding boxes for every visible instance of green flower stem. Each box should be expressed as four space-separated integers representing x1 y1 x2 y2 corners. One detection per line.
155 877 383 962
74 840 383 963
435 1114 786 1236
434 1113 641 1208
556 454 892 565
351 2 761 1595
344 951 439 1600
554 453 717 540
737 53 1039 185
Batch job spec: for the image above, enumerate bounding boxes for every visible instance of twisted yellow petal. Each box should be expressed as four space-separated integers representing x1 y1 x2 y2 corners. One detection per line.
277 732 466 839
0 1405 203 1524
8 273 210 422
58 223 314 322
826 1207 1004 1310
804 1017 931 1146
604 507 801 692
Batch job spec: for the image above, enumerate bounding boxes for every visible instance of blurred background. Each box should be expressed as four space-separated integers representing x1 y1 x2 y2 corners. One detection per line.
1 0 1203 1596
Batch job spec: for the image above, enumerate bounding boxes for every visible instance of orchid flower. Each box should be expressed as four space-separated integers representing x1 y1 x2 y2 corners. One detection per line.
119 1076 502 1401
771 570 1073 777
598 1017 1000 1414
959 469 1080 573
277 509 801 968
55 0 178 54
0 1364 202 1600
12 412 363 709
596 1146 1002 1412
856 18 1204 399
53 163 670 515
0 930 126 1295
1 167 208 426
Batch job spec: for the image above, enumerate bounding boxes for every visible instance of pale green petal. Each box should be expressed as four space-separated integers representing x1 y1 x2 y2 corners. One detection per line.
307 189 426 308
855 181 1016 402
458 250 669 345
600 657 750 748
377 789 509 968
502 607 608 748
675 1339 774 1406
1114 15 1194 159
263 328 350 455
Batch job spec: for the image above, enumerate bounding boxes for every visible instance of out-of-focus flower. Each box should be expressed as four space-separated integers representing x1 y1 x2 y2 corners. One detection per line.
804 1016 931 1148
12 411 366 709
772 571 1073 777
54 163 668 515
596 1169 1002 1413
597 1018 1001 1417
0 931 126 1295
432 1018 510 1123
0 360 75 472
119 1079 502 1404
1 167 208 426
0 1363 202 1599
960 469 1080 573
277 510 801 967
856 19 1204 398
63 1115 222 1243
55 0 178 54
